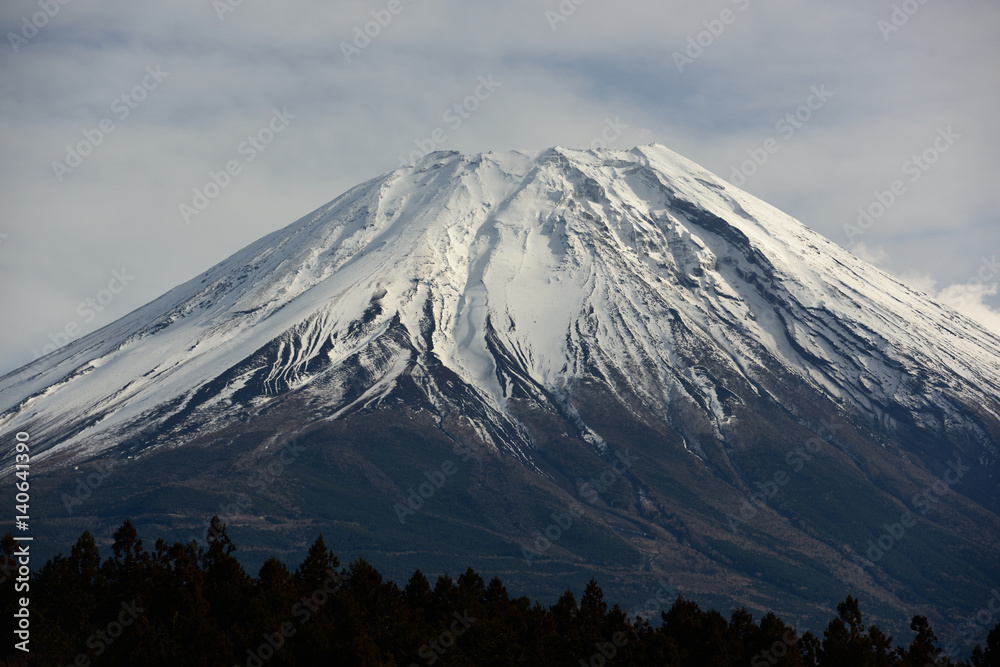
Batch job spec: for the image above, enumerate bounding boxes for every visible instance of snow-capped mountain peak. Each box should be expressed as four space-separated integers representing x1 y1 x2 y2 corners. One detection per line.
2 144 999 468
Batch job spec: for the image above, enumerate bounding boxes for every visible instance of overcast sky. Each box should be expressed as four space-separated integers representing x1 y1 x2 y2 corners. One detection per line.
1 0 997 376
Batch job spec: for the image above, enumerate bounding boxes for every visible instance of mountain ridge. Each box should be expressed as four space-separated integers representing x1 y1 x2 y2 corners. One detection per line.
3 144 998 470
2 144 999 644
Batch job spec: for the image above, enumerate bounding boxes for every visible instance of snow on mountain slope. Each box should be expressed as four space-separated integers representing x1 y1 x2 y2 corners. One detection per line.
2 144 999 467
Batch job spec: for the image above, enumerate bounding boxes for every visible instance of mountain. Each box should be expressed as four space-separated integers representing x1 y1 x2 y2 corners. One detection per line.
3 144 999 644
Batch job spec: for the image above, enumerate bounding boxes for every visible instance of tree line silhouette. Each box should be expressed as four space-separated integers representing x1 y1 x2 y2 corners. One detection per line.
2 518 998 666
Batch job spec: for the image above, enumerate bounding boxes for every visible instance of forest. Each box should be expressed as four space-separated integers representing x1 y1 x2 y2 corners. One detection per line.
2 517 997 666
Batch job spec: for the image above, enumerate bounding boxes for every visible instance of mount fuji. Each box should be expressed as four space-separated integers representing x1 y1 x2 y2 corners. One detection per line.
3 144 998 640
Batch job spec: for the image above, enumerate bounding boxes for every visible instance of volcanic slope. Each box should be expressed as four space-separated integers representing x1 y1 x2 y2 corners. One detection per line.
2 144 998 640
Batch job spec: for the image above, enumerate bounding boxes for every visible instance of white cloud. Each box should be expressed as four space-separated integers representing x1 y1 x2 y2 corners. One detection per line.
895 271 938 295
850 243 889 266
894 272 1000 336
935 282 1000 335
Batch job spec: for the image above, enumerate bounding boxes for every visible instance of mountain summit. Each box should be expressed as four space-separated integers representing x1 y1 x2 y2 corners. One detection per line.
3 145 999 639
